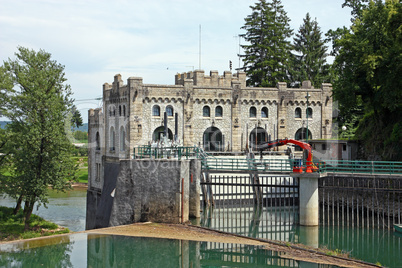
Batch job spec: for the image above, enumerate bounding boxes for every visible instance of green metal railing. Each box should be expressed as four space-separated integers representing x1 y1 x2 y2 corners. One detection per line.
133 146 402 175
201 158 294 172
201 158 402 175
133 146 208 160
316 159 402 175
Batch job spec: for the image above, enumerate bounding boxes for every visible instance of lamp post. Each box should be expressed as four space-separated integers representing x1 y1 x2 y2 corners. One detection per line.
305 91 310 143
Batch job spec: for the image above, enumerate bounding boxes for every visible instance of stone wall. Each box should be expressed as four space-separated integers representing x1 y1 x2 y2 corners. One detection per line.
86 159 201 229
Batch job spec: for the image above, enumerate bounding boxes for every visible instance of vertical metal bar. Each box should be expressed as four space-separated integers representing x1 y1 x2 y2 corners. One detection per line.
181 178 184 223
372 183 374 228
342 178 345 227
388 191 390 229
332 176 335 226
347 187 349 228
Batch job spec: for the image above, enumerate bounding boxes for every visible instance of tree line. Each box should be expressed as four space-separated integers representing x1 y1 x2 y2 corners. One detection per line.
240 0 401 160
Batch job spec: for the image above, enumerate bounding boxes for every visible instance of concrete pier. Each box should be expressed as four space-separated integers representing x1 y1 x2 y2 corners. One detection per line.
293 173 324 226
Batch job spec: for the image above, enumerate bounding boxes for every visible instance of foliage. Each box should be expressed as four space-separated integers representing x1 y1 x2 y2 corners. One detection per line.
291 13 330 88
72 146 88 157
331 0 402 160
240 0 293 87
70 105 83 129
342 0 371 20
0 47 77 228
0 206 69 241
73 130 88 142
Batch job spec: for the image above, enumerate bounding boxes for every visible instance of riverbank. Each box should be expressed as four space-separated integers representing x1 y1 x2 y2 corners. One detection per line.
0 206 69 242
71 182 88 188
87 222 380 268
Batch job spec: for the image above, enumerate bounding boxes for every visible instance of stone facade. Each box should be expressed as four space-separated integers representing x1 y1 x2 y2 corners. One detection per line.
88 70 333 192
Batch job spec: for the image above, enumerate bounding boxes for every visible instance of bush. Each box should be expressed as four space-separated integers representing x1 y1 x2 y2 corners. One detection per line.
72 146 88 157
73 130 88 142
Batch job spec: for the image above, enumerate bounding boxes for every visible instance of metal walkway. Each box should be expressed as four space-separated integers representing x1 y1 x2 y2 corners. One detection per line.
202 157 402 176
133 145 402 176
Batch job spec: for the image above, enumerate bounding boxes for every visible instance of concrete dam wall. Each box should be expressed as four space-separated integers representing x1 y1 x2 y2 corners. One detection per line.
86 159 201 230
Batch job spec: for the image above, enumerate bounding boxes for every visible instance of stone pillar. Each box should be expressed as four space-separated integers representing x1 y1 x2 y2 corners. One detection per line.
231 81 242 151
189 159 201 218
295 173 321 226
183 79 194 147
298 226 319 248
128 77 144 153
277 82 288 139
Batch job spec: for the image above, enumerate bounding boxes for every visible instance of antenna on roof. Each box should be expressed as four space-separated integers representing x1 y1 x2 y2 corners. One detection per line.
199 24 201 70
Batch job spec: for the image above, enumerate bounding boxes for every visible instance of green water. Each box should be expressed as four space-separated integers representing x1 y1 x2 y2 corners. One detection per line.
199 207 402 267
0 233 339 267
1 191 400 267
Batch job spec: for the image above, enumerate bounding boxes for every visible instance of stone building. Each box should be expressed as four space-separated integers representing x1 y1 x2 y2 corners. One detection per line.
87 70 332 195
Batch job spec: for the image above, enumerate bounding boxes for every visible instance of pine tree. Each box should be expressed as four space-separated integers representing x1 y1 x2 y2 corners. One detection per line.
291 13 329 88
240 0 293 87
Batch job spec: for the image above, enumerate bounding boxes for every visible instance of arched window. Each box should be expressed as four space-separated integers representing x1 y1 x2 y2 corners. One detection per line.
261 107 268 118
152 105 160 116
166 106 174 117
306 107 313 118
96 132 100 150
113 109 115 116
215 106 223 117
203 106 210 117
119 105 122 116
295 107 302 118
249 106 257 118
120 126 125 151
123 105 126 117
110 127 115 151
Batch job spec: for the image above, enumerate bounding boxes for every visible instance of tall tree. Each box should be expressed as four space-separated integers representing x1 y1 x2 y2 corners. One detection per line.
240 0 293 87
332 0 402 160
1 47 77 229
71 105 83 130
291 13 330 88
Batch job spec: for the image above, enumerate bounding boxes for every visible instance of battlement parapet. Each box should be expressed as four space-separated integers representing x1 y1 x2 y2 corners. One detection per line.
88 108 103 126
175 70 246 88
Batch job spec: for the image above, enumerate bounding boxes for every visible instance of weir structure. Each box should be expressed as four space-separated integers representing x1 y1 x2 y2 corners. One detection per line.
86 145 402 232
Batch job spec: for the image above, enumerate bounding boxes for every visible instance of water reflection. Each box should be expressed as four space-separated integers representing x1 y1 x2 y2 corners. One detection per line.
0 234 338 267
200 206 402 268
0 235 75 267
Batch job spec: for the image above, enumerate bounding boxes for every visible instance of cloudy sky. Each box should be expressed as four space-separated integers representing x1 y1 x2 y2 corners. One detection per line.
0 0 352 121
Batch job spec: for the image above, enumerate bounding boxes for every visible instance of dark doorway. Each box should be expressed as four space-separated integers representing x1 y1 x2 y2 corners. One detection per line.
152 126 173 141
295 128 312 140
203 127 223 151
249 127 268 150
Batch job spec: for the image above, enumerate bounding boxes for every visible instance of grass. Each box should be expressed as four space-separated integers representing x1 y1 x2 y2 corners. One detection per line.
73 156 88 183
0 206 70 241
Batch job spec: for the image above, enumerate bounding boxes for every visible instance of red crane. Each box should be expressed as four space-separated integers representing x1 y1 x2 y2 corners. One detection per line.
257 138 317 173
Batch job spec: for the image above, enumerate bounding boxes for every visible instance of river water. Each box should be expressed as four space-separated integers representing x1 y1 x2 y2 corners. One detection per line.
1 189 401 267
0 188 87 232
0 233 340 267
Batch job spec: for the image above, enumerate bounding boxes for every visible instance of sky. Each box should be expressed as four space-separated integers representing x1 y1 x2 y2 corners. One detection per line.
0 0 352 121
